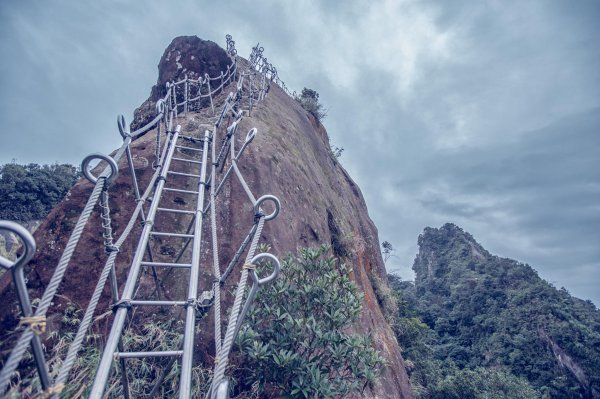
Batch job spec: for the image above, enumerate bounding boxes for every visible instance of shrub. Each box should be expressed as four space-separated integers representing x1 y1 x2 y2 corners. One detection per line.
236 245 384 398
295 88 327 123
329 145 344 160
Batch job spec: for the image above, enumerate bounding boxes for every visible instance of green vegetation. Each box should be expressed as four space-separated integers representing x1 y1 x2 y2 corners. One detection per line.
295 88 327 123
384 224 600 399
294 88 343 162
235 245 384 398
0 162 79 221
2 303 211 398
329 145 344 159
381 240 395 263
424 366 542 399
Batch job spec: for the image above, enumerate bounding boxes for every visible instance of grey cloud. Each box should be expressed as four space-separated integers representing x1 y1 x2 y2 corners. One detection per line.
369 108 600 302
0 0 598 304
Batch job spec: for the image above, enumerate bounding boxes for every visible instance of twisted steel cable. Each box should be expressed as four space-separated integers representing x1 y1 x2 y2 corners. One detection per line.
211 216 265 396
51 152 165 397
0 179 104 393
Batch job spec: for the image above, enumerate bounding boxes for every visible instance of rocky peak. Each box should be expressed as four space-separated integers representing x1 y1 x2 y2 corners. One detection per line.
414 223 490 284
153 36 231 100
132 36 231 131
408 224 600 398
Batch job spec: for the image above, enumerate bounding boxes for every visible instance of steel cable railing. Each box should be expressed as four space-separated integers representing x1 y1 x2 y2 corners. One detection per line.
0 34 289 399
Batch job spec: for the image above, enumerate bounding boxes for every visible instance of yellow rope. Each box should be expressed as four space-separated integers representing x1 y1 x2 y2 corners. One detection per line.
242 263 256 270
44 383 65 396
18 315 46 335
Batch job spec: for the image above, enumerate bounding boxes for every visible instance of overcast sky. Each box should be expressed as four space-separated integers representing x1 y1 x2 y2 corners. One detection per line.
1 1 599 304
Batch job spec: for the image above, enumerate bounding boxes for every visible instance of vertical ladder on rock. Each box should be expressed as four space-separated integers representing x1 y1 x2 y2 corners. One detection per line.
0 35 286 399
88 124 212 399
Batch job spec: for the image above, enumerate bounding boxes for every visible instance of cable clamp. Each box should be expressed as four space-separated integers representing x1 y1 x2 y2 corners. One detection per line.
212 277 225 287
112 299 132 312
105 245 120 253
141 220 153 227
254 211 265 223
185 298 198 309
242 263 256 270
19 315 46 335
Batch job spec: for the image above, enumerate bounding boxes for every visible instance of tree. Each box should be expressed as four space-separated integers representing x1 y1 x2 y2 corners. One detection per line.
295 88 327 122
382 241 395 263
426 367 541 399
236 245 383 398
0 162 79 221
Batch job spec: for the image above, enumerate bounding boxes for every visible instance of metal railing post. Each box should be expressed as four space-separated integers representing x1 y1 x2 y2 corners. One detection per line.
0 222 50 391
184 75 189 115
206 73 215 115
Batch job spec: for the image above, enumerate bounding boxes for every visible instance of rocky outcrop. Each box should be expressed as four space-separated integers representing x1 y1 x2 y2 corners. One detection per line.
539 328 597 397
0 37 413 398
132 36 232 131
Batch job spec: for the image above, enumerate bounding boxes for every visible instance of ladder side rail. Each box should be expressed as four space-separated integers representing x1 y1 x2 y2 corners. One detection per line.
88 125 182 399
179 129 211 398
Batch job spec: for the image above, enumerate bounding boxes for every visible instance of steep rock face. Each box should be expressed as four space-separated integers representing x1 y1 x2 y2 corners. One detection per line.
228 86 413 398
0 38 413 398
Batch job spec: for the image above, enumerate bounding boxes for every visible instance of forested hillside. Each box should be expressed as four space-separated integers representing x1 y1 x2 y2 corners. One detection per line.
385 223 600 399
0 162 78 221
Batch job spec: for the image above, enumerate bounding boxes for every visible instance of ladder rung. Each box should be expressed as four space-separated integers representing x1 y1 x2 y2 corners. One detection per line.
115 350 183 359
175 145 203 152
180 135 205 143
168 171 202 178
167 171 202 179
163 187 199 195
130 300 186 306
141 261 192 268
157 207 196 215
151 232 194 238
172 157 202 165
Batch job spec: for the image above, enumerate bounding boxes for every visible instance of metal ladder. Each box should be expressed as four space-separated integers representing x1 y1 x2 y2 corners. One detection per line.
89 124 212 399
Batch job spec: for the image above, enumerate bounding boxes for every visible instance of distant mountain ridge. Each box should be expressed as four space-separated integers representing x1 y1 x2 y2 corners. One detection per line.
392 223 600 398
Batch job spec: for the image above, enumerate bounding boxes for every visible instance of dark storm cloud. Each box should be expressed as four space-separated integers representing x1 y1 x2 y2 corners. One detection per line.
0 0 598 303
